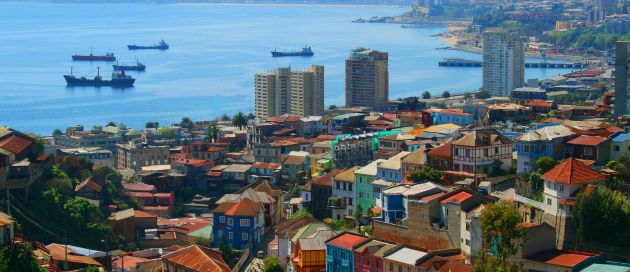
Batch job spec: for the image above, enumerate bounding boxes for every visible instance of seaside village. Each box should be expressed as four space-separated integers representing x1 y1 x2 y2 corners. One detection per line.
4 44 630 272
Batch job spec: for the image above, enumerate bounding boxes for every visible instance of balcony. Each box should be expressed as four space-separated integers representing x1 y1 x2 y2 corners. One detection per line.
328 196 346 209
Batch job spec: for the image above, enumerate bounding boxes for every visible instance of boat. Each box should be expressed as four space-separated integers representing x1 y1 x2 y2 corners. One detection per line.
271 46 314 57
127 40 169 50
438 58 482 67
64 67 135 87
113 60 146 71
72 48 116 61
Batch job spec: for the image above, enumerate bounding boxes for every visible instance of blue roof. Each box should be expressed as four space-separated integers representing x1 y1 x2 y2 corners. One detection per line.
611 133 630 142
580 262 630 272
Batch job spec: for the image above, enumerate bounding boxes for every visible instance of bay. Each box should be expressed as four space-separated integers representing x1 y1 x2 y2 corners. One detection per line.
0 2 573 135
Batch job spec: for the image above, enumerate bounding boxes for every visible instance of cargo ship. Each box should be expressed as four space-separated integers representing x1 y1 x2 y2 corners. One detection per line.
271 46 313 57
64 67 135 88
72 48 116 61
128 40 169 50
113 60 146 71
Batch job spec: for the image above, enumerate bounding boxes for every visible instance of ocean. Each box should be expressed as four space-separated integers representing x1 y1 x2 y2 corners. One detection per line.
0 2 574 135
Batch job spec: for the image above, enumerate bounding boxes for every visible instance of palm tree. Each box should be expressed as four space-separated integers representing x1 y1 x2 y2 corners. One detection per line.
207 123 220 143
220 114 231 122
232 112 247 129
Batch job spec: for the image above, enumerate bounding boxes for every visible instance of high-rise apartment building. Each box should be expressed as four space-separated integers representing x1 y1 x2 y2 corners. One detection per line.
482 29 525 98
254 66 324 120
615 41 630 116
291 65 324 117
345 48 389 111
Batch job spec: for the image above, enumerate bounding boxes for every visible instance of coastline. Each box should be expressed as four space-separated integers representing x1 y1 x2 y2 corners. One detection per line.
176 2 399 6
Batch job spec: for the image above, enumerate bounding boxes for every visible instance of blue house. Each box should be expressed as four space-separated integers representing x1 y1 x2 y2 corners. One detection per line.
431 110 474 126
376 151 410 183
325 232 367 272
379 183 446 224
516 125 576 173
212 198 264 250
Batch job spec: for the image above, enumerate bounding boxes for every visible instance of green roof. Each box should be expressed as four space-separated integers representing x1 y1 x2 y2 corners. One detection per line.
189 225 213 239
580 262 630 272
291 223 331 243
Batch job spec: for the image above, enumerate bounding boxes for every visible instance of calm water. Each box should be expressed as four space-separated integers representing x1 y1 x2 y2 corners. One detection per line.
0 3 573 135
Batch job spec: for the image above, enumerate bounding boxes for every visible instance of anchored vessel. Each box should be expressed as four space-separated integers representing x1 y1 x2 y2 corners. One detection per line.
271 46 313 57
128 40 169 50
72 48 116 61
64 67 135 87
113 60 146 71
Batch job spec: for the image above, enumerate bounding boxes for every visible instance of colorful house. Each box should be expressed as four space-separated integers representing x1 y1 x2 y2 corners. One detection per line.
212 198 265 250
353 238 396 272
516 125 576 173
451 128 513 175
376 151 411 183
330 167 360 220
291 229 337 272
325 232 368 272
380 183 447 224
565 135 610 164
383 246 428 272
610 133 630 160
354 159 386 212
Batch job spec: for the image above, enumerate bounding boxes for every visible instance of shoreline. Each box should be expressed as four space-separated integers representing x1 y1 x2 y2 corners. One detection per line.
176 2 399 7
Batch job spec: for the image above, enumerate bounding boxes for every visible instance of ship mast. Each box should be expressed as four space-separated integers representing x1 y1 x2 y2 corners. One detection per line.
97 66 100 77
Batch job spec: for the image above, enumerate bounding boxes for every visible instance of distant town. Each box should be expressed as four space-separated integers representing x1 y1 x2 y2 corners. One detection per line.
2 0 630 272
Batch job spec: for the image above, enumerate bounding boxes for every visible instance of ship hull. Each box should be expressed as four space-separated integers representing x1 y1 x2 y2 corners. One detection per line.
64 75 135 87
72 55 116 61
113 65 146 71
127 45 169 50
271 51 314 57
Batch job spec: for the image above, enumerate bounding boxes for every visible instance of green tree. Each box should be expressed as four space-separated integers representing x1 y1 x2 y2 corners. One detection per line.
529 172 544 201
158 127 175 138
232 112 248 129
0 243 45 272
290 209 312 220
58 156 93 181
246 113 256 121
421 91 431 99
476 90 491 99
106 121 116 127
575 186 630 247
328 105 338 110
536 157 557 174
53 129 63 135
220 114 231 121
180 117 194 130
442 91 451 100
84 266 99 272
355 204 363 219
145 121 159 129
219 235 238 266
407 166 442 183
263 256 283 272
206 123 220 143
476 200 525 272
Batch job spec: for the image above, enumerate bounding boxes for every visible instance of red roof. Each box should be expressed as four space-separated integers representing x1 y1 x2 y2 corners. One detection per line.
285 116 301 122
326 233 367 250
266 117 286 123
427 142 452 158
316 135 337 141
541 158 606 184
75 174 104 193
528 100 552 107
526 250 597 268
207 171 222 177
441 191 473 204
606 126 624 134
175 159 214 168
0 135 32 154
134 210 158 218
566 135 607 146
123 183 156 192
440 109 472 116
213 198 261 217
207 146 227 152
162 245 230 272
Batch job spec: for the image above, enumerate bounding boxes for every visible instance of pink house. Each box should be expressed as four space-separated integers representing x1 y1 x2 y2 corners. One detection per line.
353 238 396 272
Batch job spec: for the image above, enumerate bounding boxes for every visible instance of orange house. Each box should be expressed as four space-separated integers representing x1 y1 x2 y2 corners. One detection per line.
291 230 336 272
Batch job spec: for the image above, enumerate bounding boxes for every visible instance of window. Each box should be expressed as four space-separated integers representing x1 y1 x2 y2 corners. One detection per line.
336 181 340 189
524 145 529 152
558 184 564 192
584 147 593 156
220 216 225 223
228 232 233 239
614 145 620 152
349 184 353 191
348 198 353 205
359 192 364 198
495 147 499 154
567 146 574 154
242 233 249 240
228 218 233 226
465 239 470 246
218 230 223 237
547 198 552 206
240 219 250 227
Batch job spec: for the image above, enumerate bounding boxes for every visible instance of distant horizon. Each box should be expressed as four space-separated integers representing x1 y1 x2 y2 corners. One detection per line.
0 0 406 5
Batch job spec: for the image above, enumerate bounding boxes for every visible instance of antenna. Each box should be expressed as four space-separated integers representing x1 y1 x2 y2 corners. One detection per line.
97 66 100 77
90 47 93 56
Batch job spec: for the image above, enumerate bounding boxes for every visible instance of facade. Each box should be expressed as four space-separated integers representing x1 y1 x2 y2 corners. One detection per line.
212 198 265 250
451 129 513 175
482 29 525 97
298 116 326 138
345 48 389 111
380 183 447 224
332 134 374 168
516 125 576 173
291 66 325 117
610 133 630 160
354 159 386 212
116 141 170 171
255 67 290 120
53 125 122 152
353 239 396 272
429 109 474 127
330 167 360 220
57 147 113 167
325 232 368 272
0 212 14 246
615 41 630 116
383 246 428 272
255 66 325 120
376 151 410 183
291 229 336 272
510 87 547 105
565 135 610 163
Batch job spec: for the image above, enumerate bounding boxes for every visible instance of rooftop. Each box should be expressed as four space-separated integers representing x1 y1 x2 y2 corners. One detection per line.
525 250 597 268
441 191 473 204
566 135 607 146
542 158 606 184
378 151 411 170
326 233 367 250
354 159 387 176
162 245 230 272
385 247 428 265
334 166 360 183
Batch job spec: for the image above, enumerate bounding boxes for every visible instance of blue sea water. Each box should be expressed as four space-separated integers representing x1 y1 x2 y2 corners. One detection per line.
0 2 574 135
